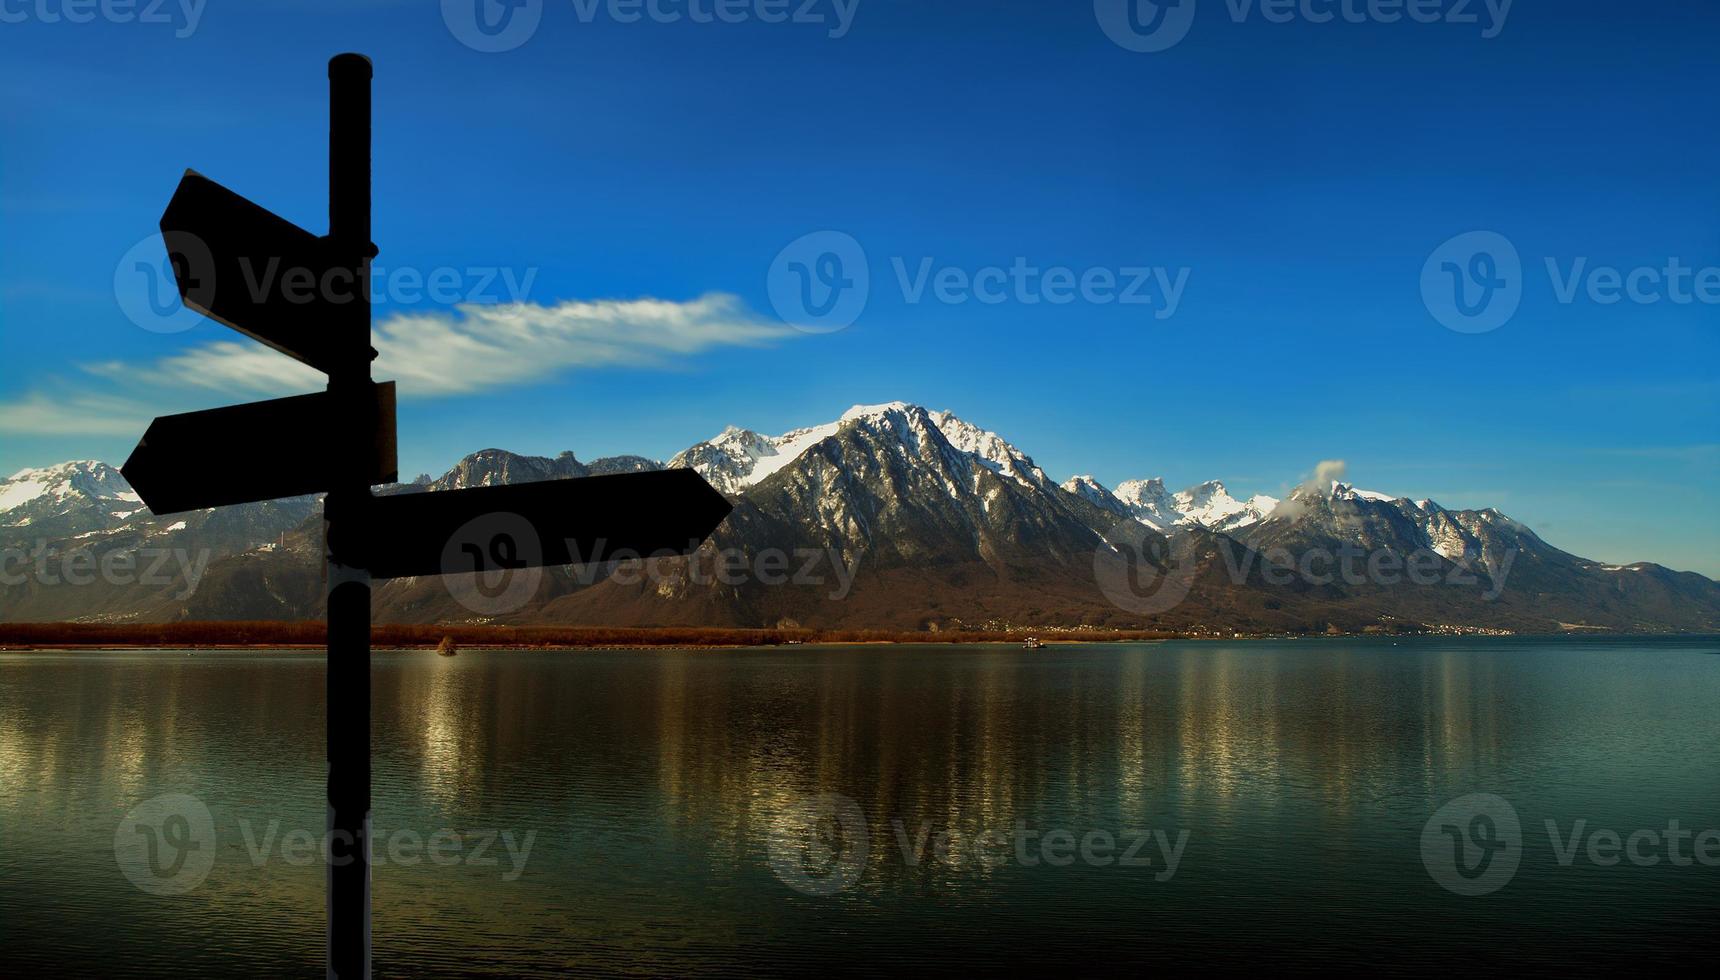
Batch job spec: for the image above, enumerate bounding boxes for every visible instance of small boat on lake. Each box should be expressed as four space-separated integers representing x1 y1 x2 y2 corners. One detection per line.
436 636 458 657
1023 637 1046 650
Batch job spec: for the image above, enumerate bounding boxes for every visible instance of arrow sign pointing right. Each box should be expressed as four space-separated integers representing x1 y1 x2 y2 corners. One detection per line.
353 468 733 580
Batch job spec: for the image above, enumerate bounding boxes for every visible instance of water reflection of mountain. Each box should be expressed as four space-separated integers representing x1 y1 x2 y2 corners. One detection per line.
0 645 1520 876
583 645 1521 890
4 641 1716 975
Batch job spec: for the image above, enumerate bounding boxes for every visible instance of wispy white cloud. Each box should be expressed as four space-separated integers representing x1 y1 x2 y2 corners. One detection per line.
371 293 791 397
82 342 325 398
1 293 795 434
0 391 158 436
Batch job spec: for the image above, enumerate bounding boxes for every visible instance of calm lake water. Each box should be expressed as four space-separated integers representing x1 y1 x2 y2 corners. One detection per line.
2 639 1717 976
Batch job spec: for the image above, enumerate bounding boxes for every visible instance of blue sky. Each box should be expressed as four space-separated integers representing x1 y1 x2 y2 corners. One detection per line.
1 0 1716 574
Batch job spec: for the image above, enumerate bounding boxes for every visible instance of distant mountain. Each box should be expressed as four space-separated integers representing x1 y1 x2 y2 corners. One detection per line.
1064 475 1277 533
425 449 663 492
0 461 315 622
4 405 1716 633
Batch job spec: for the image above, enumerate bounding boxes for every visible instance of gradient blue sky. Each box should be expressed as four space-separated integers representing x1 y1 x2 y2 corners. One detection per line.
2 1 1716 574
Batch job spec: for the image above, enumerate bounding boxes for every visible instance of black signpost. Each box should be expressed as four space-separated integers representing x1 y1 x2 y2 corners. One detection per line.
119 54 732 979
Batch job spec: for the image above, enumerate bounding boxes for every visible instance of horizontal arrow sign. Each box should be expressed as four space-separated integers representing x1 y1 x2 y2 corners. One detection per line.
351 468 733 580
122 383 397 515
160 170 363 374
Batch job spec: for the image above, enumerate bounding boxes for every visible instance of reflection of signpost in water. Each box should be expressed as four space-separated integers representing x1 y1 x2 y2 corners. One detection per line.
119 54 732 978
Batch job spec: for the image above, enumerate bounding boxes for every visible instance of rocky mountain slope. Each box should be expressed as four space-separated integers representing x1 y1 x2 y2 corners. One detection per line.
3 405 1715 633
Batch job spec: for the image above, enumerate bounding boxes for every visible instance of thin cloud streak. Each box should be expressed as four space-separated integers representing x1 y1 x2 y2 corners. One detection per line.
0 391 158 437
1 292 796 435
372 293 791 396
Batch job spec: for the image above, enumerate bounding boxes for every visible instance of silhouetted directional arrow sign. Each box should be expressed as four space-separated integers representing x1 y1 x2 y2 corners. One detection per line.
125 55 738 977
160 170 360 373
121 383 397 514
354 468 733 580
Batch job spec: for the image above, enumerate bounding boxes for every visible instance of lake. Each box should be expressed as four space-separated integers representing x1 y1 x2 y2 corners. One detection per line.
1 638 1716 976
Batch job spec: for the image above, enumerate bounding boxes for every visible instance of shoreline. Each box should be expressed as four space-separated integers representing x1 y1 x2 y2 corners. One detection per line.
0 622 1177 650
3 632 1714 653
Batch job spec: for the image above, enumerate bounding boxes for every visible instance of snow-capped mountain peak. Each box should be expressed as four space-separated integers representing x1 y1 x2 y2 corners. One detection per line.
671 402 1053 495
1061 475 1128 515
1112 478 1179 528
668 419 842 494
7 402 1714 632
0 460 140 523
1105 476 1276 532
839 401 916 422
925 408 1049 489
1332 481 1398 503
1174 480 1279 532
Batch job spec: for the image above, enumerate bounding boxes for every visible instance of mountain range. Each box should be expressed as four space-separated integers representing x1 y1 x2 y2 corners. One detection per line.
2 401 1715 634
